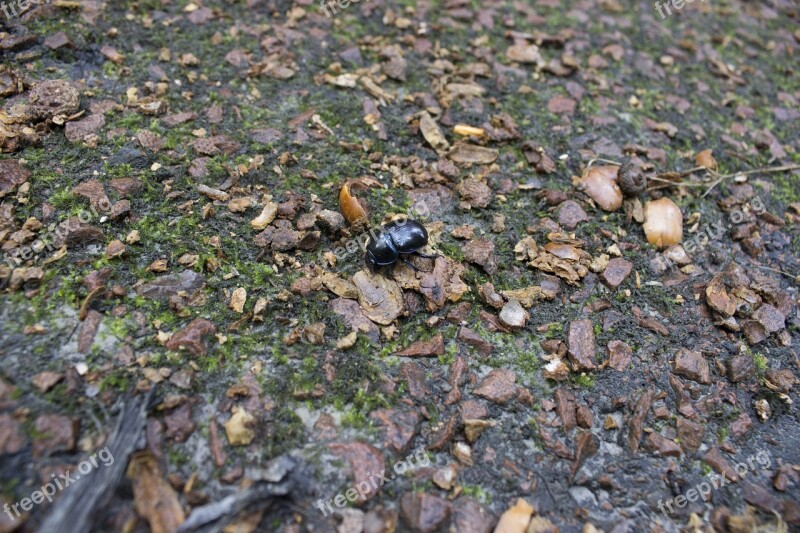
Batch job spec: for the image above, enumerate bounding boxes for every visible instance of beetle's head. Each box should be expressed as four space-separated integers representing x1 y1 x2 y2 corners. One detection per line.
364 249 379 271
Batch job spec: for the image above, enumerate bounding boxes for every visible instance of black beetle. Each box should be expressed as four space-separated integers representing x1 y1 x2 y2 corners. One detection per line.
365 219 438 271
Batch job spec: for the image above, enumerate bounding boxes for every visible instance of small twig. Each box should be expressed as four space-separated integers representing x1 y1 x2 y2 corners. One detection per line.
648 163 800 197
702 164 800 197
648 176 707 186
712 163 800 180
702 168 725 198
654 166 706 179
753 265 799 282
586 157 622 168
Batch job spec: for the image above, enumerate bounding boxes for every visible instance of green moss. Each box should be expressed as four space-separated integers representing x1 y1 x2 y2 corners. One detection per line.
545 322 563 339
460 484 491 504
572 373 595 388
752 352 768 377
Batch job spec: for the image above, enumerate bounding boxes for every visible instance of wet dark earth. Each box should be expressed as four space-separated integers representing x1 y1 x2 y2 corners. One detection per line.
0 0 799 532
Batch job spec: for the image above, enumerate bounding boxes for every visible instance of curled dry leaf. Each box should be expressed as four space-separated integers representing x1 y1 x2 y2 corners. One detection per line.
419 111 449 151
250 202 277 230
127 452 186 533
339 183 368 226
577 165 623 211
643 198 683 248
694 149 718 171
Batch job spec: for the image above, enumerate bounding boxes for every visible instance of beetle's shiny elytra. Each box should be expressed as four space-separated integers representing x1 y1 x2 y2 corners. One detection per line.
365 219 432 271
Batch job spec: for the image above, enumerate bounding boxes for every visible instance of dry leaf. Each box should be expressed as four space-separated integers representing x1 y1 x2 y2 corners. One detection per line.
352 269 405 325
128 452 186 533
224 406 256 446
339 183 368 226
250 202 277 230
447 142 498 165
694 149 718 171
230 287 246 313
419 111 449 151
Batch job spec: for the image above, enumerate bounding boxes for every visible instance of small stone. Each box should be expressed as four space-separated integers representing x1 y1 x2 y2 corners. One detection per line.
105 239 126 258
432 464 458 490
137 270 206 300
457 327 492 356
753 304 785 333
726 356 754 383
568 319 597 371
44 32 72 49
33 414 78 457
646 432 682 457
627 389 654 453
395 335 445 357
499 299 528 329
0 414 26 455
27 80 80 122
478 282 504 309
32 372 62 393
65 114 105 143
554 388 577 431
0 160 30 197
336 331 358 350
452 441 473 465
576 405 593 428
755 399 771 421
703 447 738 481
673 348 711 384
765 369 795 393
676 417 704 453
601 257 633 289
452 498 495 533
607 340 632 371
330 442 385 504
400 492 451 533
463 238 498 274
557 200 589 229
455 178 493 209
165 318 216 356
730 412 752 438
316 210 345 233
473 369 517 405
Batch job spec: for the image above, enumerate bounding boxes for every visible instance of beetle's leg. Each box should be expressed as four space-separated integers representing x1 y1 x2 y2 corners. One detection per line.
400 257 421 272
412 251 441 260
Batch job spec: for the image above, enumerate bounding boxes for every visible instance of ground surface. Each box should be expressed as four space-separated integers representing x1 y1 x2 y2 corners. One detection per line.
0 0 799 532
